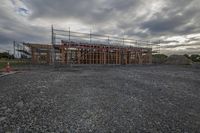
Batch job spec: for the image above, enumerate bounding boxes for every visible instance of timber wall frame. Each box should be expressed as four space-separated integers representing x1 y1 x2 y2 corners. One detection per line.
23 43 53 64
24 42 152 65
60 41 152 65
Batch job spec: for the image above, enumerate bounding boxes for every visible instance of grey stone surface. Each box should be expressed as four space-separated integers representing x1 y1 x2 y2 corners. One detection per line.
16 101 24 108
0 117 6 122
0 65 200 132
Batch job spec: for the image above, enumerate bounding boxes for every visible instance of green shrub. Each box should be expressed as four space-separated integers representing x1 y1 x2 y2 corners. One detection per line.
152 54 168 64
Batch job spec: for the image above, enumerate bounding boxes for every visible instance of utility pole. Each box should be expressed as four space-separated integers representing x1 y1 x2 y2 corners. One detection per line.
69 27 70 41
13 41 15 58
90 29 92 44
51 25 54 45
51 25 55 65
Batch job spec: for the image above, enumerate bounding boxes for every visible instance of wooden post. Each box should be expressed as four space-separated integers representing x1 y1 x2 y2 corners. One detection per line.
89 48 91 64
31 47 36 64
100 46 102 64
138 51 142 64
125 49 128 65
93 45 95 64
61 46 65 64
115 49 118 64
104 47 106 64
47 50 50 64
97 47 99 64
148 50 152 64
78 48 80 64
119 48 121 64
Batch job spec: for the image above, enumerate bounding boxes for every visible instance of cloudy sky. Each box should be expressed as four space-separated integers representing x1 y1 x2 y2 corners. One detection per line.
0 0 200 55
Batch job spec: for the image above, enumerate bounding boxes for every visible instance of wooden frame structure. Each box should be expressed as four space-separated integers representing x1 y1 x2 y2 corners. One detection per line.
24 41 152 65
23 43 53 64
22 27 153 65
60 41 152 65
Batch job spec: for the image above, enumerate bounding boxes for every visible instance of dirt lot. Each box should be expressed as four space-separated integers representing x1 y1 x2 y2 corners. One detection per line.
0 65 200 132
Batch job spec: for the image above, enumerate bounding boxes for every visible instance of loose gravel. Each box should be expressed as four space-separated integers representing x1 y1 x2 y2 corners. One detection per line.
0 65 200 132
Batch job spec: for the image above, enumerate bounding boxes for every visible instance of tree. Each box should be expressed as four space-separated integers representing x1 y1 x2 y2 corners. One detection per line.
190 54 200 62
184 54 190 59
152 54 168 64
0 52 14 59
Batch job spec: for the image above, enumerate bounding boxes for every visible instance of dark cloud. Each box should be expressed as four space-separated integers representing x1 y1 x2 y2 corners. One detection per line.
0 0 200 54
141 2 200 35
187 37 200 42
26 0 139 23
162 40 180 44
162 43 200 49
26 0 114 24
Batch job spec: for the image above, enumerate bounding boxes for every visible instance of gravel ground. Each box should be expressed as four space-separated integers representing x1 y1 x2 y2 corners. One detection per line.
0 65 200 132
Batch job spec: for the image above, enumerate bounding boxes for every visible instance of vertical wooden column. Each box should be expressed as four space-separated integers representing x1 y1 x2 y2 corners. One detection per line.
97 47 99 64
148 50 152 64
47 50 50 64
99 47 101 64
138 50 142 64
93 45 95 64
100 46 103 64
82 49 84 64
101 48 103 64
66 46 68 64
128 51 131 64
104 47 106 64
89 48 91 64
88 48 90 64
125 49 127 65
82 49 83 64
85 48 87 64
130 50 133 64
135 51 137 64
118 49 120 64
107 47 110 64
84 49 86 64
77 48 80 64
98 49 100 64
115 49 118 64
61 46 65 64
31 47 36 64
135 50 138 64
128 51 130 64
86 47 89 64
102 49 104 64
80 49 83 64
96 48 98 64
117 48 120 64
119 48 121 64
106 47 108 64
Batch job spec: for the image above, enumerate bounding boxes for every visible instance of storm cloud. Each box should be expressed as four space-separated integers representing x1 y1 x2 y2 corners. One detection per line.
0 0 200 54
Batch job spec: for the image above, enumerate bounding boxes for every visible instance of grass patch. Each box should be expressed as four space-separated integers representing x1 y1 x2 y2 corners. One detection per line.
0 60 30 70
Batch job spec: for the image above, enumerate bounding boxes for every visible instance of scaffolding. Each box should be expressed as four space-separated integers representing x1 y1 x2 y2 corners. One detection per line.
13 41 31 59
51 26 154 65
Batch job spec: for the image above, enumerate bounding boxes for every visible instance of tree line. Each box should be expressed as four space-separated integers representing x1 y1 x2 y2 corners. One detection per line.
0 52 14 59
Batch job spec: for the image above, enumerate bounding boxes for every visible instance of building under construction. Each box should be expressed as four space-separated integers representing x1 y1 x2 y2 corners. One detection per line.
16 27 156 65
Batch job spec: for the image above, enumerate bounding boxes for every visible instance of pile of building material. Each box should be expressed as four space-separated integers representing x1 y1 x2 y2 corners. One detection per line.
165 55 193 65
